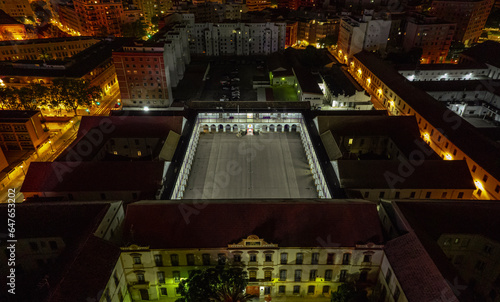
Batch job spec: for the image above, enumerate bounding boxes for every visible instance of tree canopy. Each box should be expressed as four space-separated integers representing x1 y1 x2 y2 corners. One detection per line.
122 20 147 39
331 283 369 302
175 267 251 302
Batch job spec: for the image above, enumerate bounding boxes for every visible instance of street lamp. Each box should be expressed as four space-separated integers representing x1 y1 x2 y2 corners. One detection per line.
20 165 25 176
49 140 54 152
70 120 76 131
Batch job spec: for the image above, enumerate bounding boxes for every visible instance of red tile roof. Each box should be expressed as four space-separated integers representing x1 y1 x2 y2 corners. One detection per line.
123 200 385 249
384 232 459 302
21 161 166 193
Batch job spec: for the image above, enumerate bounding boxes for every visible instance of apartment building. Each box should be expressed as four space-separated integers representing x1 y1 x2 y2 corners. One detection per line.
133 0 173 24
430 0 494 45
337 14 391 61
0 37 99 61
188 22 286 55
0 10 27 41
246 0 271 11
0 0 34 19
73 0 125 36
297 18 340 46
0 111 49 151
403 14 455 64
349 51 500 200
120 201 385 301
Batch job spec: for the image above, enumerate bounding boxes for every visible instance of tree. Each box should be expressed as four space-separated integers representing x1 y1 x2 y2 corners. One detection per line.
122 20 147 39
0 86 15 109
210 282 254 302
318 34 339 47
176 267 250 302
331 283 369 302
53 78 101 115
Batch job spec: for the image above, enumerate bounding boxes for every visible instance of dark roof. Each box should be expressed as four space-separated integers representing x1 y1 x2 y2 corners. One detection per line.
411 79 500 94
49 236 120 302
397 62 487 71
354 52 500 180
384 232 459 302
294 66 322 94
0 110 40 122
272 70 295 77
0 10 22 25
21 161 166 193
321 65 360 97
188 101 311 110
460 40 500 69
0 36 98 47
317 115 439 160
0 38 133 78
123 201 385 248
337 160 475 189
57 115 184 161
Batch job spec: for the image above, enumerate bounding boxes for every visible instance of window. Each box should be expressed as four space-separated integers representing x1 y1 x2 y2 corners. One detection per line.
385 268 392 283
458 192 464 198
202 254 210 265
309 269 317 281
308 285 315 294
250 254 257 262
137 273 145 283
157 271 165 284
325 269 333 281
425 192 431 199
264 270 272 281
171 254 179 266
326 253 334 265
359 270 368 282
495 185 500 193
323 285 330 294
233 254 241 263
49 241 58 250
363 255 372 262
276 268 288 281
472 165 477 172
293 285 300 294
249 270 257 281
218 254 226 265
294 270 302 281
281 253 288 264
154 255 163 266
265 253 272 262
172 271 180 282
133 256 141 264
342 253 350 265
279 285 286 294
410 191 416 198
379 191 385 198
296 253 303 264
264 286 271 295
483 174 488 182
311 253 319 264
441 192 448 198
394 286 401 301
160 288 167 296
484 245 493 254
339 270 347 282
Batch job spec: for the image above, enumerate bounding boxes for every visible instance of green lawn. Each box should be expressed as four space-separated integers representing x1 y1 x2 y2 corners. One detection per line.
273 86 298 101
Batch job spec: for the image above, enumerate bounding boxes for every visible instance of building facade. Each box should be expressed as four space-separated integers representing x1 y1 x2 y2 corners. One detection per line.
430 0 494 45
0 111 49 151
188 22 286 56
403 14 455 64
73 0 125 36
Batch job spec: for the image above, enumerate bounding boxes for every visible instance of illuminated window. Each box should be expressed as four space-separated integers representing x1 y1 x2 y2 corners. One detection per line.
348 138 353 145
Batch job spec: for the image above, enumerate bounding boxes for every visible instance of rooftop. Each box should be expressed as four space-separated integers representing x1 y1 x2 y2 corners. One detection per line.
461 40 500 69
123 200 385 249
354 52 500 181
0 110 41 123
336 159 475 189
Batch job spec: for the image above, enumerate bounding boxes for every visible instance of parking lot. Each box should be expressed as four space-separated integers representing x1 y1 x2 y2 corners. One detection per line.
199 57 268 102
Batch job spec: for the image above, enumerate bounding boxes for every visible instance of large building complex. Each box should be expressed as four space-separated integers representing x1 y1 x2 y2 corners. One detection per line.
430 0 494 45
73 0 125 36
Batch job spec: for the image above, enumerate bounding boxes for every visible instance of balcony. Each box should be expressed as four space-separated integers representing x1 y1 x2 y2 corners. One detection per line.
131 281 150 289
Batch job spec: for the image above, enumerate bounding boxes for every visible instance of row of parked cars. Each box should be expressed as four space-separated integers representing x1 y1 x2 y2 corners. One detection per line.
220 69 240 101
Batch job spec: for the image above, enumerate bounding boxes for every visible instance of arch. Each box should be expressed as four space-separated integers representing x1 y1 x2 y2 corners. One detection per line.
226 124 231 132
218 124 224 130
269 124 275 131
210 124 217 132
233 124 238 131
291 124 297 132
277 124 283 132
261 125 268 132
284 124 290 132
203 124 209 132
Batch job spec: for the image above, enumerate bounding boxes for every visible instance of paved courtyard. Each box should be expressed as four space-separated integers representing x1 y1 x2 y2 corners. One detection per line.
183 132 317 199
